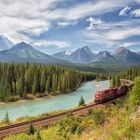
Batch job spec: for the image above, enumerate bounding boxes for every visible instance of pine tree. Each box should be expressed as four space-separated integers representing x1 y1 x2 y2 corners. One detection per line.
28 123 35 134
40 70 46 93
32 76 38 95
78 96 85 106
16 76 24 97
52 74 57 93
111 75 116 87
61 76 66 93
45 78 50 93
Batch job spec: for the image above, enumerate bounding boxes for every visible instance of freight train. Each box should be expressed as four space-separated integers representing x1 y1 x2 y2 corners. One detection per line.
95 79 133 104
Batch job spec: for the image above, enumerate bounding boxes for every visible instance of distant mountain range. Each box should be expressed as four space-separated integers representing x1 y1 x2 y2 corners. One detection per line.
52 46 96 63
0 35 13 50
67 46 96 63
113 47 140 65
53 51 68 59
0 35 140 66
0 42 69 64
91 51 118 64
53 46 140 66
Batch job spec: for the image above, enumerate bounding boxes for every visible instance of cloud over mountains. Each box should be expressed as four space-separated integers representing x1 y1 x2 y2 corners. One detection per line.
0 0 139 53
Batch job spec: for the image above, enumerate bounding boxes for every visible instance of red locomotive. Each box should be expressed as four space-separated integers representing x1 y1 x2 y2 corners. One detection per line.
95 86 128 104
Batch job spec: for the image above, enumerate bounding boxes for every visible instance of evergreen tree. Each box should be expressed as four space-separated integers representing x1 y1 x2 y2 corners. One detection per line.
16 76 24 97
28 123 35 134
52 74 57 93
78 96 85 106
40 70 46 93
32 76 38 95
45 78 50 92
111 75 116 87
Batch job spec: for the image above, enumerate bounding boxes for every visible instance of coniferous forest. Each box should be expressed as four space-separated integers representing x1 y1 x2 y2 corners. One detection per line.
0 63 96 102
111 67 140 87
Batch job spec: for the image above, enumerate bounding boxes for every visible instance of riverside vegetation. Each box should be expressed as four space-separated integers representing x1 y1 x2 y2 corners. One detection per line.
0 63 96 102
2 67 140 140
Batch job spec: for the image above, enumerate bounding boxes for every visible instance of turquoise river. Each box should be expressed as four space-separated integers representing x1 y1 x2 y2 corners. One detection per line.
0 80 109 121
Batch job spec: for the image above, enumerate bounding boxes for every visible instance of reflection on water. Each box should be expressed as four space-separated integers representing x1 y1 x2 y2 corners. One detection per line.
95 84 102 87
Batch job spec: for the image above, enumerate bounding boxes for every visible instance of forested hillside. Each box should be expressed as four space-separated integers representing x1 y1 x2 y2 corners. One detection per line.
0 63 95 102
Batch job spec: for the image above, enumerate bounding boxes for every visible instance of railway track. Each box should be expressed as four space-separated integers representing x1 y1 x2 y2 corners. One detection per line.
0 100 111 139
0 79 133 139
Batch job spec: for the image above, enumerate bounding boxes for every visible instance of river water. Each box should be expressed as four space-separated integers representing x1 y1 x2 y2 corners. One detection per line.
0 80 109 121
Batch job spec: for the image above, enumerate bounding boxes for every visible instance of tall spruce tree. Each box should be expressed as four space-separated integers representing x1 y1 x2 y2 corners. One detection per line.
32 76 38 95
40 70 46 93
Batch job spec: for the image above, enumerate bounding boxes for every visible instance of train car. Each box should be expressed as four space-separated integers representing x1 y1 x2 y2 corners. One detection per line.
95 86 128 104
117 86 128 96
95 88 118 103
94 79 133 104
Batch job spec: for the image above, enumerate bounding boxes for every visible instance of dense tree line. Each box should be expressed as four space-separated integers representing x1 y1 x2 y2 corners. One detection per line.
0 63 96 101
120 67 140 80
96 73 108 81
111 67 140 87
110 74 121 87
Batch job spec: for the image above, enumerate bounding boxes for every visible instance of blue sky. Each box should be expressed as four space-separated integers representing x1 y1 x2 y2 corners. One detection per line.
0 0 140 54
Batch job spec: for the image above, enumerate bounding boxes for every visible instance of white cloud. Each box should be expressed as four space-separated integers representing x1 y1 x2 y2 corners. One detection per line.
106 28 140 40
131 9 140 17
0 0 137 46
62 0 133 20
0 0 58 43
0 0 137 44
83 18 140 49
57 22 72 28
86 17 102 30
122 42 140 47
57 21 77 28
136 0 140 3
119 7 131 16
33 40 70 48
0 16 51 43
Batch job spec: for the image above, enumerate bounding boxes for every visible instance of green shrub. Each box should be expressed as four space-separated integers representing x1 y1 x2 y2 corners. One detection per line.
34 129 41 140
3 133 30 140
2 112 10 124
90 108 106 127
129 76 140 106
